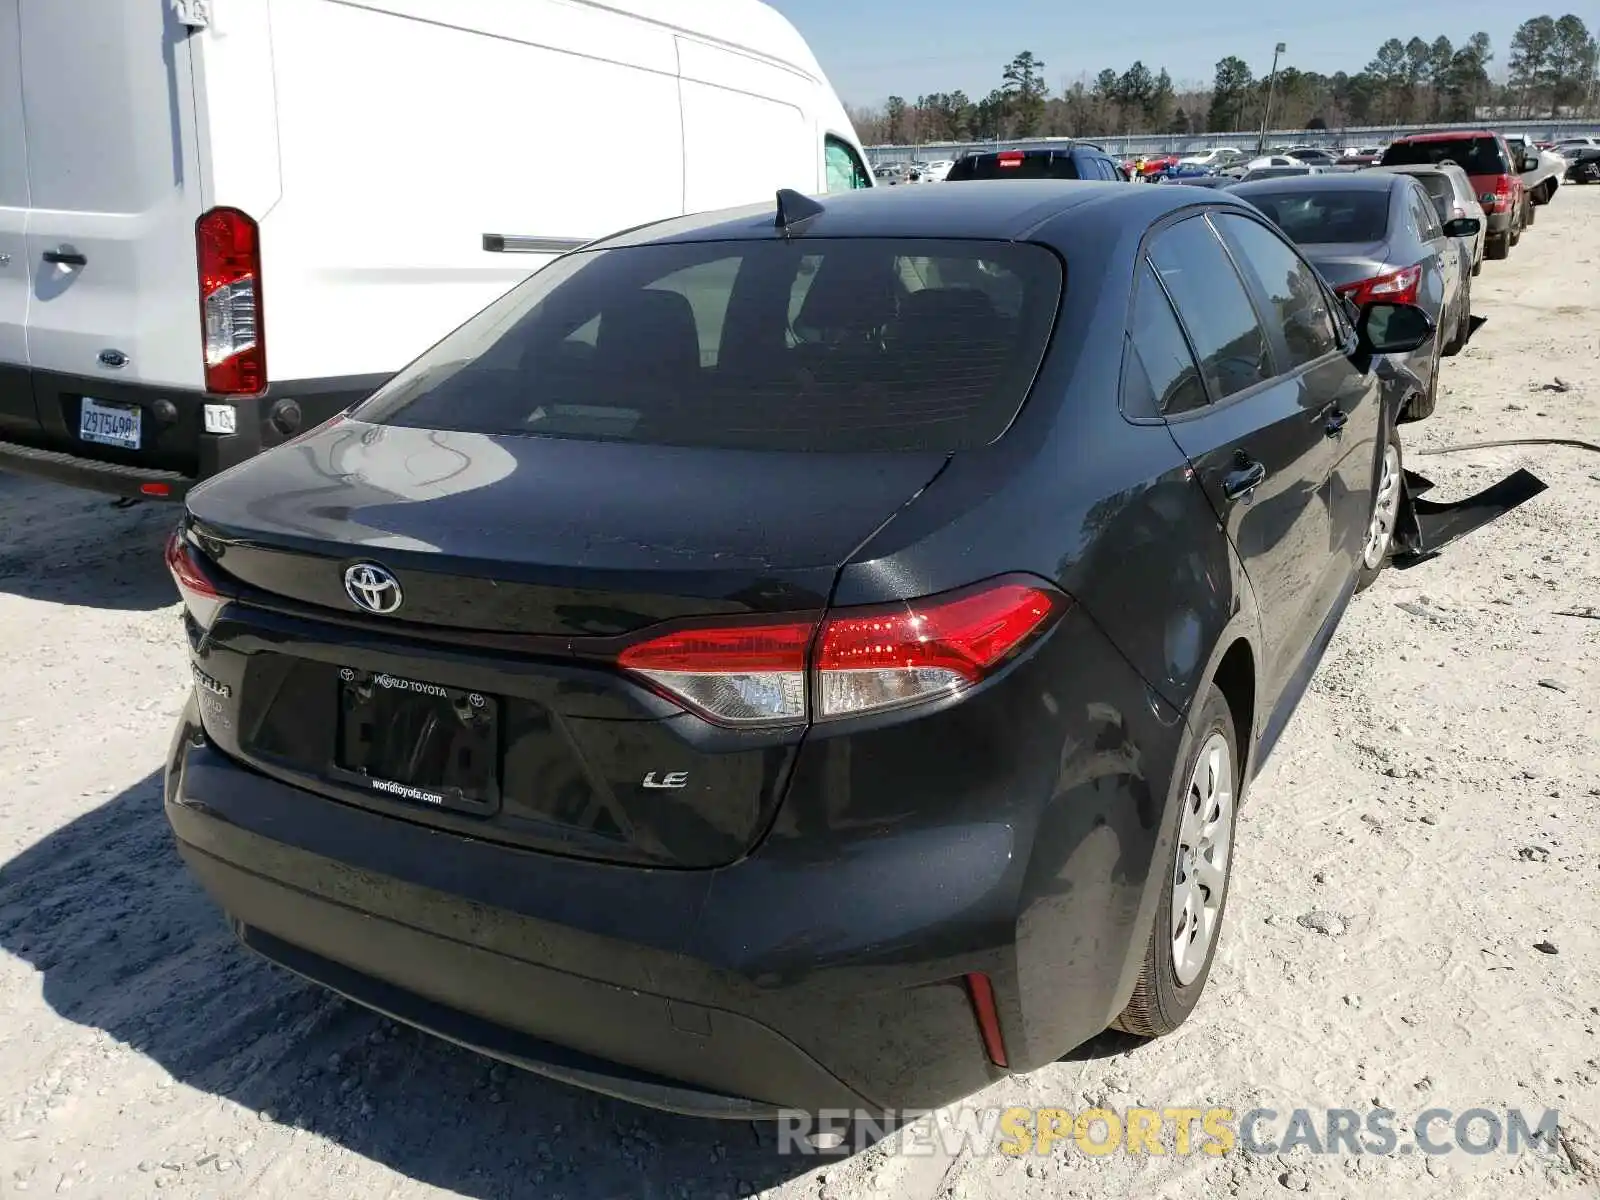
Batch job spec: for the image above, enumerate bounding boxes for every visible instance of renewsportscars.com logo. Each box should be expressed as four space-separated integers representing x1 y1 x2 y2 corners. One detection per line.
775 1106 1565 1160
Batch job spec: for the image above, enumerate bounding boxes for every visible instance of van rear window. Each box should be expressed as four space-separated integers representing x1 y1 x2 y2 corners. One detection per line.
355 238 1063 453
1380 137 1507 175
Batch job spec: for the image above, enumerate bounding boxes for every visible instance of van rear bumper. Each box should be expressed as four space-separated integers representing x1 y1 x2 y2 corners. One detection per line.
0 368 390 498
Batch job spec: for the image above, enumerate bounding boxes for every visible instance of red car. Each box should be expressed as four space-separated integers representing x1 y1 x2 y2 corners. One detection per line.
1378 131 1526 260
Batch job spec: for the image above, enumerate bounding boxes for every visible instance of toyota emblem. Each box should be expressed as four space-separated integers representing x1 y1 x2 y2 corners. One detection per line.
344 563 404 615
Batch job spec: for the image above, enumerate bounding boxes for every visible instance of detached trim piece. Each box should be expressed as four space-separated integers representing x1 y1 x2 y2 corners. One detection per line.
482 234 589 254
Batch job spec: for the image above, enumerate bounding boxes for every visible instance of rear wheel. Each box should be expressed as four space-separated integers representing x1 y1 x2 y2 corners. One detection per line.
1357 420 1403 591
1112 685 1239 1038
1525 196 1537 225
1486 233 1510 260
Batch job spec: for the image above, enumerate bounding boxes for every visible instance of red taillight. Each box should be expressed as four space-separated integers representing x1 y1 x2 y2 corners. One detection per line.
815 582 1059 718
616 620 814 725
1479 175 1514 212
164 527 229 630
614 578 1064 727
964 972 1009 1067
1336 263 1421 307
196 207 265 396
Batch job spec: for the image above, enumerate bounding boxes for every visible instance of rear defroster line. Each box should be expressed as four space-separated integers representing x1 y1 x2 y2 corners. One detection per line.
1389 435 1600 568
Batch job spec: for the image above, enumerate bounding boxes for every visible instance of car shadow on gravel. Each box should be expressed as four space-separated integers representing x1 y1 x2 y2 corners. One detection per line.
0 772 828 1196
0 476 178 611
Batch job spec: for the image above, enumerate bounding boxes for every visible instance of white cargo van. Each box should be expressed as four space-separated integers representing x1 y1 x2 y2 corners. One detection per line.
0 0 873 498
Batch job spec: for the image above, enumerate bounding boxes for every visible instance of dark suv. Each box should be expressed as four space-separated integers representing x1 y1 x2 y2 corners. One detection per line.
946 144 1127 182
1378 131 1525 260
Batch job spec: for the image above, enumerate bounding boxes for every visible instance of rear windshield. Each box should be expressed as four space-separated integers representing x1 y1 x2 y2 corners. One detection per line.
947 154 1081 181
1380 137 1507 175
354 238 1063 453
1239 189 1391 244
1411 173 1455 218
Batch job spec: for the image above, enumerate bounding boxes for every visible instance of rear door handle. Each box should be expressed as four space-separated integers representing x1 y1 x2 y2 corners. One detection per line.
1222 458 1267 501
43 249 87 267
1324 408 1349 436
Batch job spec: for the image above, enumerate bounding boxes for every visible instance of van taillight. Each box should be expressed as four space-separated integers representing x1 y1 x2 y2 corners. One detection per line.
197 207 266 395
615 578 1066 727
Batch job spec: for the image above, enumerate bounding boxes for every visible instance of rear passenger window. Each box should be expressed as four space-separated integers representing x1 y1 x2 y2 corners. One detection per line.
1211 214 1340 369
1147 217 1272 401
1123 264 1208 416
1410 184 1443 239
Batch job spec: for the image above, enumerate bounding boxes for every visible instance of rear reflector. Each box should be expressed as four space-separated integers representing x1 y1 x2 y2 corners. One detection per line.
140 482 171 497
615 578 1064 727
164 527 229 630
1335 262 1422 307
964 972 1009 1067
197 207 266 395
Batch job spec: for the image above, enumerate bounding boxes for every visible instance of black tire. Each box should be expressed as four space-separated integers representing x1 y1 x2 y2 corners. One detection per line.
1510 212 1523 246
1112 684 1240 1039
1525 197 1537 225
1357 418 1402 592
1486 233 1510 260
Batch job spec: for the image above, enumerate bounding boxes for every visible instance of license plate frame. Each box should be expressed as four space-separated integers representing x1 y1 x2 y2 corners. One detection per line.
333 668 501 815
78 397 143 451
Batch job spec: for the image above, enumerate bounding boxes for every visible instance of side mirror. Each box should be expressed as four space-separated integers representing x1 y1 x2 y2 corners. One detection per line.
1357 301 1435 355
1442 216 1481 238
1522 155 1539 172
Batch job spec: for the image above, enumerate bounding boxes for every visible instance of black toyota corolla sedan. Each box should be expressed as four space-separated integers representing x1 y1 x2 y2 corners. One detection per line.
163 181 1432 1121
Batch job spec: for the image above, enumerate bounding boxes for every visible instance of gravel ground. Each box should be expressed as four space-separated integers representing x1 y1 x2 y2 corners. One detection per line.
1 186 1597 1200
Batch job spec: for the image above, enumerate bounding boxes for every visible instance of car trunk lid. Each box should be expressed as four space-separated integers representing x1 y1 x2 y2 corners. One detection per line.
1298 243 1392 290
181 419 948 869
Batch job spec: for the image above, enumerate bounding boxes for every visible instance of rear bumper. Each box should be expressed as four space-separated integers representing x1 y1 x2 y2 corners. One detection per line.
167 729 970 1117
1483 209 1515 236
0 368 388 498
164 600 1189 1116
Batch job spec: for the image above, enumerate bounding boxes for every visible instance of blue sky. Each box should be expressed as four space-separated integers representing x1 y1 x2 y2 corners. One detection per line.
769 0 1536 106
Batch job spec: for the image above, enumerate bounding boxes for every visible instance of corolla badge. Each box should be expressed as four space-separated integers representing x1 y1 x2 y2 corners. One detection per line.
344 563 404 615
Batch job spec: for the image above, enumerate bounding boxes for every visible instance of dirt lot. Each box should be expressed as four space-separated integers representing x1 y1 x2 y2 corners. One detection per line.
1 185 1597 1200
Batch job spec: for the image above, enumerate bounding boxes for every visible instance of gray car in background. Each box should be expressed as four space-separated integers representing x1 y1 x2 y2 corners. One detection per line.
1371 163 1487 276
1231 172 1479 422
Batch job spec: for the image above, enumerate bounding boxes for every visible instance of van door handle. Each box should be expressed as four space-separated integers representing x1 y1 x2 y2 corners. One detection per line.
43 250 87 267
1324 408 1349 436
1222 457 1267 501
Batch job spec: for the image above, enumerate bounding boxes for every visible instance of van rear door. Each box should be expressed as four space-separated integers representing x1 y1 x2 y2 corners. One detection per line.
0 0 35 436
18 0 205 409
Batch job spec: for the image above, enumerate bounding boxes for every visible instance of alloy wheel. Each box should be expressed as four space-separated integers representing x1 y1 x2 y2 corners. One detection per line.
1171 731 1235 986
1363 440 1401 570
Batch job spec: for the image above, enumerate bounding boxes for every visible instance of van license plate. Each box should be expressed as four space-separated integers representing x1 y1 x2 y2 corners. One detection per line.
79 398 142 450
